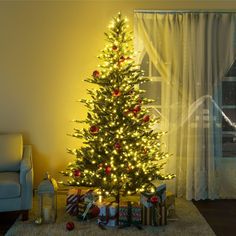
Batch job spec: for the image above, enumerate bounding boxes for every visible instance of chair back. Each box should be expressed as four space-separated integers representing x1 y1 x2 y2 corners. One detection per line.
0 134 23 172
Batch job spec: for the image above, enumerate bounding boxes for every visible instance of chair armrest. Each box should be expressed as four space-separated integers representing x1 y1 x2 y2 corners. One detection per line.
20 145 33 183
20 145 33 210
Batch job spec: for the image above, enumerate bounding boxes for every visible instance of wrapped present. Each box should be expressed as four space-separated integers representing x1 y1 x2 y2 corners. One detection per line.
97 201 118 227
166 191 175 218
77 201 100 220
66 188 98 217
156 183 166 203
66 188 80 216
141 183 167 226
119 200 142 227
77 189 99 220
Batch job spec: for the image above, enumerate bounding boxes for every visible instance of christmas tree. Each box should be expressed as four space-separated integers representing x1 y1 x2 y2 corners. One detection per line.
61 13 174 200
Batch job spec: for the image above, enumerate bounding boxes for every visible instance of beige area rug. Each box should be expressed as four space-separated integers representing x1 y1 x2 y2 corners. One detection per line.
6 194 216 236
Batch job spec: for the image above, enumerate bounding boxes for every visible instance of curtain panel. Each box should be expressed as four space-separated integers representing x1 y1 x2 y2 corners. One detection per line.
134 12 236 200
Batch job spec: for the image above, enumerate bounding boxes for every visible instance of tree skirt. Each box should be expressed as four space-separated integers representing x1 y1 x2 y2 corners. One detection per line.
6 195 215 236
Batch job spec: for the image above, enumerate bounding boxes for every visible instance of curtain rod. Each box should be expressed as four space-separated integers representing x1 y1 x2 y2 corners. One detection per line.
134 9 236 13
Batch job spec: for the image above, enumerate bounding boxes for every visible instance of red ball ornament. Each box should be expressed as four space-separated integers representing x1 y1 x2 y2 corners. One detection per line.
90 125 99 134
138 98 142 104
73 169 81 177
119 56 125 62
150 196 158 204
112 89 121 97
143 115 150 123
133 105 141 113
114 142 121 151
112 45 118 51
129 88 134 95
91 205 100 217
92 70 100 78
66 221 75 231
105 166 112 175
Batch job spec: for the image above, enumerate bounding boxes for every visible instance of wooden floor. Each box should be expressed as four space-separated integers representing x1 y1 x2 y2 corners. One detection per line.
1 200 236 236
0 211 20 236
193 199 236 236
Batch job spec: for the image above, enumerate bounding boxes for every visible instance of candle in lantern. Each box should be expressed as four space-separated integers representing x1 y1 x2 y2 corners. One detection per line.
43 206 52 222
99 195 102 203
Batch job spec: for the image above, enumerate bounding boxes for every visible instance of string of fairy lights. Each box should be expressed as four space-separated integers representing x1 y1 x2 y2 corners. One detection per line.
60 12 174 197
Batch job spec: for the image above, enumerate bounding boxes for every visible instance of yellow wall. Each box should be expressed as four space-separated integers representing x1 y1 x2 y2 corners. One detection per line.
0 0 235 187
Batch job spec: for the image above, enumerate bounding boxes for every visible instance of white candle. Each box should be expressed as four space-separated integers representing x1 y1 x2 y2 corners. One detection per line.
43 207 52 222
99 195 102 203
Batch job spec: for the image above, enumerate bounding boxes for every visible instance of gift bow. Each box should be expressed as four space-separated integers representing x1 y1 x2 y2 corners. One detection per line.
81 190 98 220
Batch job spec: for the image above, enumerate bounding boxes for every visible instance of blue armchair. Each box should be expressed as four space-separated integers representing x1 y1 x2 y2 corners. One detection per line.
0 134 33 220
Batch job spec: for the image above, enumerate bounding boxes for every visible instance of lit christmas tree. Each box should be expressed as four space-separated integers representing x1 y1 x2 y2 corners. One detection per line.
61 13 174 200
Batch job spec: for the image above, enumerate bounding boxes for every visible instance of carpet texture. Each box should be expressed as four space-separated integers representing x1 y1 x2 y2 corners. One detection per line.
6 195 216 236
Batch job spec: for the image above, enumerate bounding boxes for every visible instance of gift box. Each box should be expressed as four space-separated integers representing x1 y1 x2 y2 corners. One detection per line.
77 189 99 220
66 188 97 217
97 201 118 227
166 191 175 218
66 188 80 216
77 201 100 220
119 200 142 227
141 183 167 226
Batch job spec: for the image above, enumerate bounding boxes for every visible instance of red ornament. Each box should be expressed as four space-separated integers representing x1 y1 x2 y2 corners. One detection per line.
112 45 118 51
129 88 134 95
112 89 121 97
66 221 75 231
73 169 81 177
127 165 132 172
143 115 150 123
90 125 99 134
133 105 141 113
114 142 121 151
91 205 100 217
150 196 158 204
119 56 125 62
138 98 142 104
105 166 112 175
92 70 100 78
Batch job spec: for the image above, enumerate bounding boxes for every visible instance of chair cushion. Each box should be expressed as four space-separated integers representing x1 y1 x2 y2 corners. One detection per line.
0 134 23 171
0 172 20 199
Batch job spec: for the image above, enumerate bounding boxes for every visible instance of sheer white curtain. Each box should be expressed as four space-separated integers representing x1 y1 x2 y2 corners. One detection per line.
134 11 236 200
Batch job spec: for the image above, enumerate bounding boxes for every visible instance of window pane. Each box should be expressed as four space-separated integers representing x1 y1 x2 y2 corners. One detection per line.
222 81 236 105
222 109 236 131
151 63 161 77
140 52 161 77
222 133 236 157
140 81 161 106
140 53 149 77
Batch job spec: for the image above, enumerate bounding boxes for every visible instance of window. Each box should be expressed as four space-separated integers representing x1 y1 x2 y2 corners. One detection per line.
222 78 236 158
139 53 163 126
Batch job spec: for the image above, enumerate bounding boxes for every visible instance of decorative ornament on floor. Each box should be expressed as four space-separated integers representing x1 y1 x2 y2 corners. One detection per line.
66 221 75 231
60 12 175 217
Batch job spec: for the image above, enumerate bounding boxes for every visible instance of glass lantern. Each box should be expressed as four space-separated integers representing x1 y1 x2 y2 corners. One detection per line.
37 172 58 224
